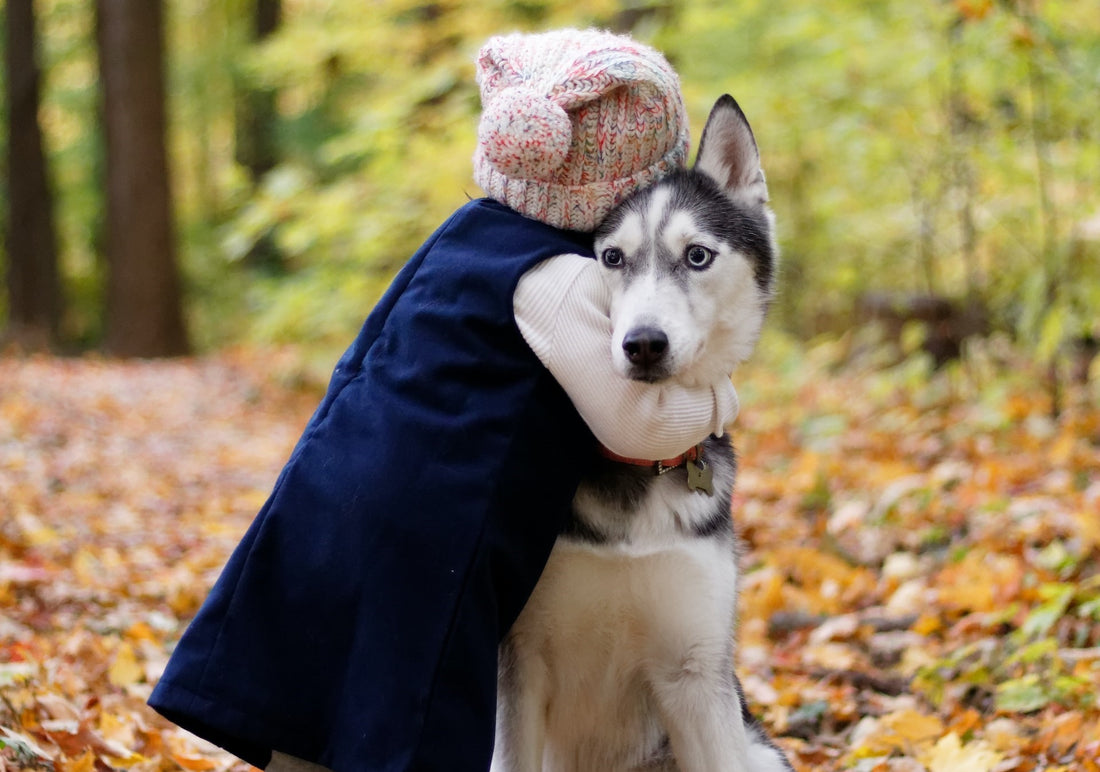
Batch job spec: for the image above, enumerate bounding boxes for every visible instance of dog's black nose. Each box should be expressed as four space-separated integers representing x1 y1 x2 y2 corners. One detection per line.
622 327 669 368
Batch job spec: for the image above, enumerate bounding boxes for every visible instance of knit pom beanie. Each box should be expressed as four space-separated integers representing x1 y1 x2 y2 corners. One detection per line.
474 29 689 232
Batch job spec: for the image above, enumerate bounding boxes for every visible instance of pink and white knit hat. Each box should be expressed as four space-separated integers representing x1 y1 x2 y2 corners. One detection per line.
474 29 689 232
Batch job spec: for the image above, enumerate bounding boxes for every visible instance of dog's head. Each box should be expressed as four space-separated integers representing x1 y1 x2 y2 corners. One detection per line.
594 95 777 386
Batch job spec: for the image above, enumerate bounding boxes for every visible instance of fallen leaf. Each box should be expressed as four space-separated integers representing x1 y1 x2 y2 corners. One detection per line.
108 642 144 688
58 749 97 772
0 726 53 765
919 733 1001 772
170 751 221 771
850 709 945 759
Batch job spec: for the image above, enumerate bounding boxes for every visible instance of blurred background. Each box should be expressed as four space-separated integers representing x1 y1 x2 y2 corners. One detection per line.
3 0 1099 380
4 5 1100 768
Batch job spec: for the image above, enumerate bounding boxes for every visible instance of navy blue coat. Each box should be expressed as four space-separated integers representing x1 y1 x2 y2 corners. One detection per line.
148 199 596 771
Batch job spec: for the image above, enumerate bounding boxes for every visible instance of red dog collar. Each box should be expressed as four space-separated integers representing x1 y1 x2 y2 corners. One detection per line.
598 443 703 476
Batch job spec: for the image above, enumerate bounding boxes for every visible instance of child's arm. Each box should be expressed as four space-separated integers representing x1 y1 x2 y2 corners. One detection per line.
515 254 740 460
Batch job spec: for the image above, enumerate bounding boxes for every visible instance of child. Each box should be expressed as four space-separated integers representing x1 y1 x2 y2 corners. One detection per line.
149 29 738 772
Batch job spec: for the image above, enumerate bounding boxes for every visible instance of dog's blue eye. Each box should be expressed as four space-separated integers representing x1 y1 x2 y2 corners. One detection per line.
685 245 714 270
601 248 625 268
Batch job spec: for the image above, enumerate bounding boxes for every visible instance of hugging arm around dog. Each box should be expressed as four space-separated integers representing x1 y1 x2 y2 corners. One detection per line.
147 30 736 772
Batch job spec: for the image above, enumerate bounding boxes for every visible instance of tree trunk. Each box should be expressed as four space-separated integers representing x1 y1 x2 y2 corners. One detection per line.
235 0 281 180
96 0 190 357
235 0 284 272
4 0 62 349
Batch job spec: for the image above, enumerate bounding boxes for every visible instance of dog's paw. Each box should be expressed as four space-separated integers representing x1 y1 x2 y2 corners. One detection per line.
746 726 794 772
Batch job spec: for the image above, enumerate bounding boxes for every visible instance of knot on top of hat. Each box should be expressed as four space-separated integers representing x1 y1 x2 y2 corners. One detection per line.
478 86 572 179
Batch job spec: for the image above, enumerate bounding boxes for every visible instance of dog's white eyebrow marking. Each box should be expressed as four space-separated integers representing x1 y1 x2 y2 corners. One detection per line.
645 187 672 231
604 209 646 257
661 210 702 255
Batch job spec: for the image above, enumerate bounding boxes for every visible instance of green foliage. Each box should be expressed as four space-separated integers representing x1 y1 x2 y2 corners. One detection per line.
11 0 1100 357
190 0 637 351
915 577 1100 714
668 1 1098 345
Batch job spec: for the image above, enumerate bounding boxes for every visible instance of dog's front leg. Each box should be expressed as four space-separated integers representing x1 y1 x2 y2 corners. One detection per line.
492 637 549 772
648 641 752 772
644 548 751 771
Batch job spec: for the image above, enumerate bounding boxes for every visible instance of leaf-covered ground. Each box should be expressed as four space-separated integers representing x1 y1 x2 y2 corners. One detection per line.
1 340 1098 772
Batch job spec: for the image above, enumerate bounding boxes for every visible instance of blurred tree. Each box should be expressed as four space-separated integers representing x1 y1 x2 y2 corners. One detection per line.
236 0 281 181
96 0 189 356
4 0 62 349
235 0 284 272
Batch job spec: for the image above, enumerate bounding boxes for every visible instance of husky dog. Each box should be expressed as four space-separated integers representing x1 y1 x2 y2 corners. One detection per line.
492 96 791 772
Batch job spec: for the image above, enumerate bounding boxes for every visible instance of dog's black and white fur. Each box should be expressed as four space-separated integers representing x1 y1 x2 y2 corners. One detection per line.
492 96 792 772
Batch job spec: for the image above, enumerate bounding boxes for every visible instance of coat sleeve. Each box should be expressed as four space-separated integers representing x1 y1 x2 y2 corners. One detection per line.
514 254 739 460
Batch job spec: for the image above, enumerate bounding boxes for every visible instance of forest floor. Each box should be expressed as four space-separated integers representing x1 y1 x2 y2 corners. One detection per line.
1 338 1098 772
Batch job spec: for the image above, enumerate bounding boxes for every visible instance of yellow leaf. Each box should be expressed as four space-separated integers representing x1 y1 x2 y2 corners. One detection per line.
852 709 944 757
98 710 135 747
72 547 100 585
105 752 147 769
1075 510 1100 552
880 709 944 745
919 733 1002 772
912 612 942 636
15 510 59 546
936 576 994 613
107 642 143 688
935 551 1023 614
803 642 860 670
59 750 97 772
125 620 156 642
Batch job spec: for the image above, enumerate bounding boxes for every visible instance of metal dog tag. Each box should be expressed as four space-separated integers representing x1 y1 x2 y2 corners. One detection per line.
687 459 714 496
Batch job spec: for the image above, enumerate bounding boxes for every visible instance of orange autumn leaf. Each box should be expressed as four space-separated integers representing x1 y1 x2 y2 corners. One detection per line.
1036 711 1086 757
58 749 97 772
954 0 993 21
935 550 1024 614
170 751 221 771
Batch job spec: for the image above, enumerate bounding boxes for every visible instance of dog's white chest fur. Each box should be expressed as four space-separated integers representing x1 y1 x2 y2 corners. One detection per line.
507 539 738 771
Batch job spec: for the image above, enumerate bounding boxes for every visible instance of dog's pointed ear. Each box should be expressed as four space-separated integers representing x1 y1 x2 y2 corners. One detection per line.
694 95 769 209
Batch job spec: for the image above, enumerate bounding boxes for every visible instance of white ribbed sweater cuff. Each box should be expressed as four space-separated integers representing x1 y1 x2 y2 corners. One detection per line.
514 255 739 460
